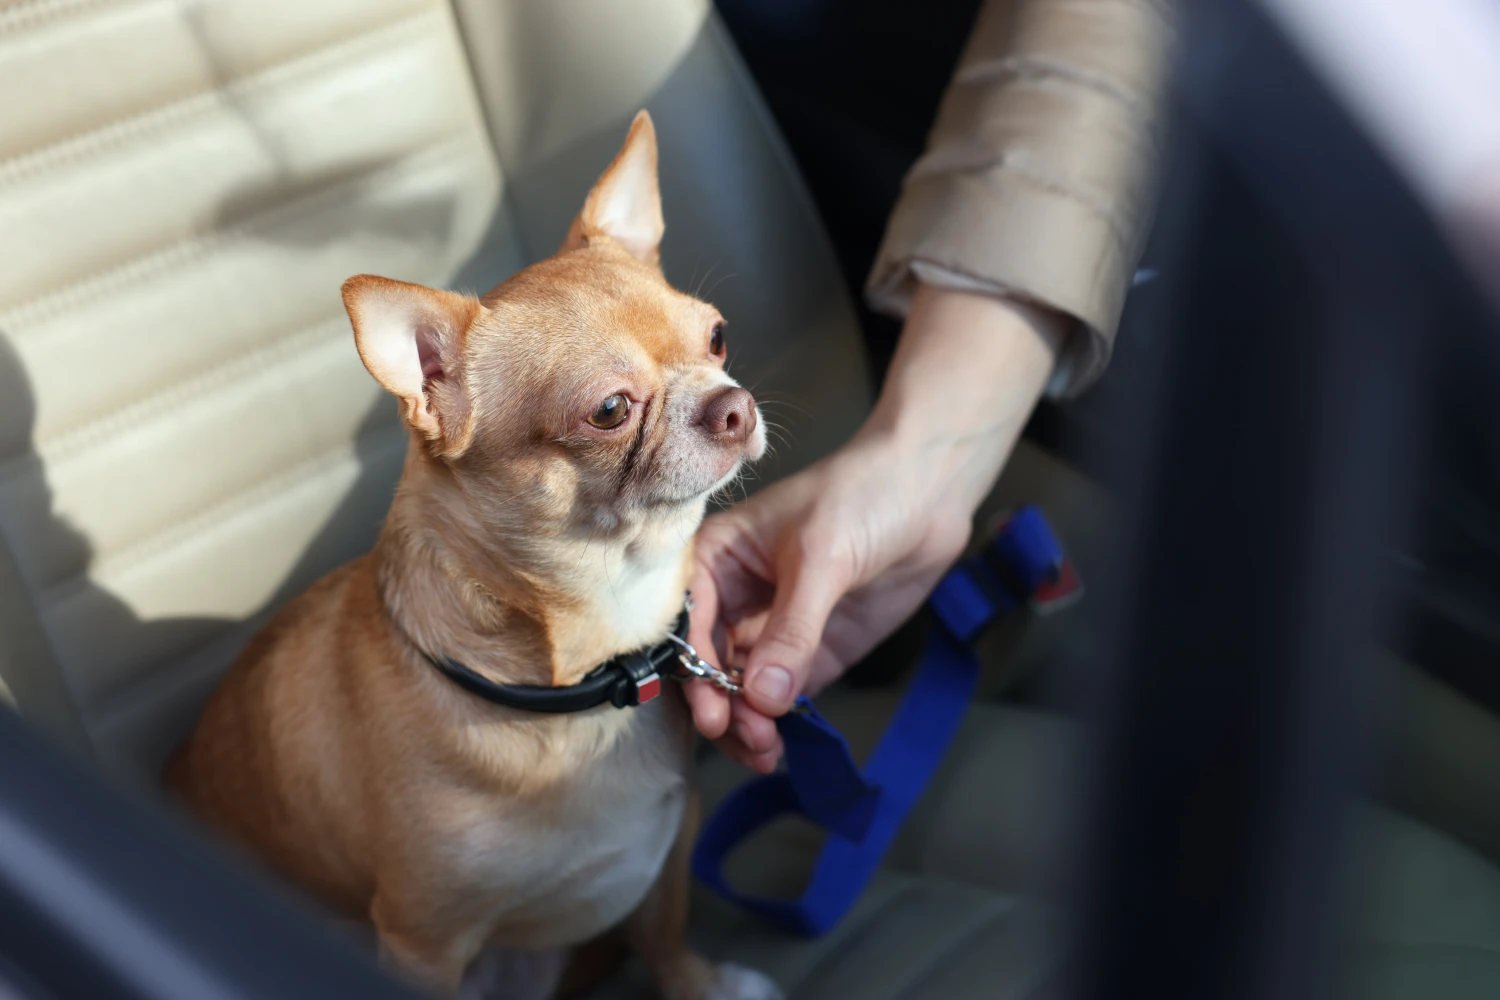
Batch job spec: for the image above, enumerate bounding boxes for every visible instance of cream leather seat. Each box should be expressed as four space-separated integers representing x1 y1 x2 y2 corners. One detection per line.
0 0 870 782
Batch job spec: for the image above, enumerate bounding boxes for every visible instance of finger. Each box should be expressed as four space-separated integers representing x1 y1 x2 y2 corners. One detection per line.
745 744 782 775
742 536 846 717
682 678 731 740
711 730 783 774
685 558 724 664
692 514 776 623
727 609 769 653
727 697 779 755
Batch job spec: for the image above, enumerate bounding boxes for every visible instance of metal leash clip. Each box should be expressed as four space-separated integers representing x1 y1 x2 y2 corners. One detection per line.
665 633 742 694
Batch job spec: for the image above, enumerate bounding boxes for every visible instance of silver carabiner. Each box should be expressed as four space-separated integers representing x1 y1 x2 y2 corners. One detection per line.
664 633 742 694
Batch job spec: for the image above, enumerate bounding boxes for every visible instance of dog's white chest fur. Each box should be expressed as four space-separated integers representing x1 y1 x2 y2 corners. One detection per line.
469 706 689 950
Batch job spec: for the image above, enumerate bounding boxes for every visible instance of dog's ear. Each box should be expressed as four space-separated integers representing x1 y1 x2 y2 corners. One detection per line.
559 110 664 263
342 274 480 457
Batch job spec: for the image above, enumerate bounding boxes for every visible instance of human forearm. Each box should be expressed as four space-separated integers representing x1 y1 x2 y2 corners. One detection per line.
861 283 1068 518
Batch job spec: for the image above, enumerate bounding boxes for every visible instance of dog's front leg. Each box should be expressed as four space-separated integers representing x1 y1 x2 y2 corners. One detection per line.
371 889 485 997
459 947 568 1000
626 787 783 1000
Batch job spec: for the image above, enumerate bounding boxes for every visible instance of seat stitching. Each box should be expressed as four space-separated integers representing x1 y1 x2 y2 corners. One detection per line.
0 133 474 328
37 422 407 606
0 0 121 36
0 8 440 188
8 315 346 471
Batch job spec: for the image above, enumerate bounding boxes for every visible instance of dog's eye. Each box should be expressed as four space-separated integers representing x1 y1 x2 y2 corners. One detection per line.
709 322 726 357
587 394 631 429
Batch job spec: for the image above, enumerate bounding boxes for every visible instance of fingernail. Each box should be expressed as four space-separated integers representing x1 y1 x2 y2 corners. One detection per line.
751 665 793 704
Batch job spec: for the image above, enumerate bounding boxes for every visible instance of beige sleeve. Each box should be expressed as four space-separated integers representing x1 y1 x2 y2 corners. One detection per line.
866 0 1175 397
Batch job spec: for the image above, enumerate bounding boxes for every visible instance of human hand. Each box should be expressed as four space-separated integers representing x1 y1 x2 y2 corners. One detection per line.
684 285 1066 771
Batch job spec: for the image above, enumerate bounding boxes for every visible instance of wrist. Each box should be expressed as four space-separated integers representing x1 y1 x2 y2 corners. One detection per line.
860 284 1067 514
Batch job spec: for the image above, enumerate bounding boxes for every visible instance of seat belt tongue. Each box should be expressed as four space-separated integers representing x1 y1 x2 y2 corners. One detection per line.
928 504 1073 640
692 504 1078 935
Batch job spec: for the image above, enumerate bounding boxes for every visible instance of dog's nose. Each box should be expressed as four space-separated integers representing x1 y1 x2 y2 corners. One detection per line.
697 386 757 442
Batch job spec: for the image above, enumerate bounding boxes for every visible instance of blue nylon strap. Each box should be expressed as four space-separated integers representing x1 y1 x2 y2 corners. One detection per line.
691 505 1066 936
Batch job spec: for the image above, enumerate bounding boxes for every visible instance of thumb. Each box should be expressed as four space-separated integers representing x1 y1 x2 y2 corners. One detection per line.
743 546 846 717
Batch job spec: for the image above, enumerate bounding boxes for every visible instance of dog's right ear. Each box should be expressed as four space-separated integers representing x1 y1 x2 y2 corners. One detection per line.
342 274 480 457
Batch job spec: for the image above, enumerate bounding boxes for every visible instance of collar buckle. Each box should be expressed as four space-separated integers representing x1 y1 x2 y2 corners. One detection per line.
609 650 662 708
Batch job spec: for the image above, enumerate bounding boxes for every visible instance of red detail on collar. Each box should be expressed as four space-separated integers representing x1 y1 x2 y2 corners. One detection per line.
636 675 661 703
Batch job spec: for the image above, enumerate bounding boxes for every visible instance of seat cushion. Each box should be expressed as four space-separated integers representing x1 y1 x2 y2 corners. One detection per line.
1340 808 1500 1000
585 870 1063 1000
685 872 1064 1000
645 693 1500 999
0 0 507 776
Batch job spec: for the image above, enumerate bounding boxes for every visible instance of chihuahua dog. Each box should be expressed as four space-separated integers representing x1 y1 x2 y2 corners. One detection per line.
168 112 776 1000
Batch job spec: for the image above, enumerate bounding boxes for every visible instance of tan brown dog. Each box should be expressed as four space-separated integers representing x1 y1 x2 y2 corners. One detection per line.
168 112 776 1000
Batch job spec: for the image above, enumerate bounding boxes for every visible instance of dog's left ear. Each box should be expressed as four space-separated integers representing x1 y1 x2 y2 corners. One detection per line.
560 110 664 263
342 274 480 458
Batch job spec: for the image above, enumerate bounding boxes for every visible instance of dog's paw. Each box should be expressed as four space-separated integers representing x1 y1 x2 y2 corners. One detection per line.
704 962 784 1000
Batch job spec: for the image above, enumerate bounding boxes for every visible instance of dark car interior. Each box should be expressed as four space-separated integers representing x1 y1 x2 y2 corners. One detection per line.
1 0 1499 997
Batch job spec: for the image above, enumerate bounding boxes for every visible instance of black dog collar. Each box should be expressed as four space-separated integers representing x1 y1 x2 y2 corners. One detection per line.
420 602 690 714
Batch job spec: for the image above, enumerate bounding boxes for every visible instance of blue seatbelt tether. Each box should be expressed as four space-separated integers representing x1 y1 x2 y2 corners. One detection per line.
691 504 1076 936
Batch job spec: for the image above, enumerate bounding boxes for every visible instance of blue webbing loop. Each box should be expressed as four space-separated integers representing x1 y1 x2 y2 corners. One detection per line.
691 505 1067 935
